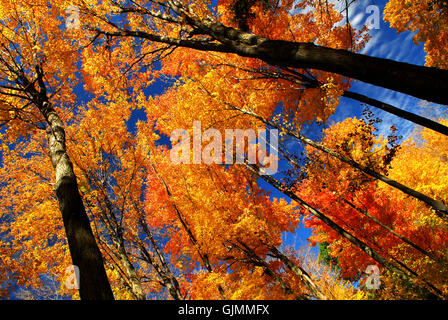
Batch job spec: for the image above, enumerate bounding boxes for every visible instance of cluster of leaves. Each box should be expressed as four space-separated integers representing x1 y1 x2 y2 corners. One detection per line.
384 0 448 69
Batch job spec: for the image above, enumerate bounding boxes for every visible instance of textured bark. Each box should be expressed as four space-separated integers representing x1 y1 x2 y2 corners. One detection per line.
199 20 448 105
138 237 184 300
91 189 146 300
242 40 448 105
116 243 146 300
44 102 114 300
96 202 145 300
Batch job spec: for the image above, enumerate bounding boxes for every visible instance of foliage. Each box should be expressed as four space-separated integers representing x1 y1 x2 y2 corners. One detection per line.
0 0 447 300
384 0 448 69
298 118 448 299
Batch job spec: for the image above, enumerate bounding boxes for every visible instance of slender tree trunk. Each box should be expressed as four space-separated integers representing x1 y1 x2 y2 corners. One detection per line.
342 91 448 136
149 163 227 297
95 199 146 300
339 197 445 265
234 240 303 299
43 101 114 300
92 190 146 300
116 243 146 300
138 238 184 300
268 246 327 300
232 106 448 221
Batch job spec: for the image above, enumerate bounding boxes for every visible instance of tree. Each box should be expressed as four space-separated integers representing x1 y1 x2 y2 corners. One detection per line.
297 118 448 299
82 0 448 104
0 2 113 299
384 0 448 69
81 0 448 213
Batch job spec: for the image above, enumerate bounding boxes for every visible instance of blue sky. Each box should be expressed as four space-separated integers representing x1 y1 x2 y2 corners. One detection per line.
331 0 445 137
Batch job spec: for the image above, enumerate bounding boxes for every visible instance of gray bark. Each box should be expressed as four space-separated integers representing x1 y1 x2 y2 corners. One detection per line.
43 102 114 300
93 5 448 105
116 242 146 300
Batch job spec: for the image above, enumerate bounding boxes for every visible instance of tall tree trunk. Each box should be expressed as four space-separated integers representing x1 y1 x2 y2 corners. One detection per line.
230 105 448 220
149 162 227 297
100 2 448 105
97 23 448 104
268 246 327 300
116 243 146 300
342 91 448 136
43 101 114 300
198 21 448 105
91 188 146 300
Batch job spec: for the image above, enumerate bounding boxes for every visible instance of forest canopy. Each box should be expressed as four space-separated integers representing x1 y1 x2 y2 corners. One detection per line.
0 0 448 300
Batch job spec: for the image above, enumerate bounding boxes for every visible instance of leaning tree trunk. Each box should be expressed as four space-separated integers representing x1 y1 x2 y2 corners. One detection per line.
196 21 448 105
43 101 114 300
342 91 448 137
99 3 448 106
232 106 448 220
116 243 146 300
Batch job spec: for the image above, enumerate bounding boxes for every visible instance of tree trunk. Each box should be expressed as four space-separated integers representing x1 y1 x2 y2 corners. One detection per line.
342 91 448 136
234 106 448 220
104 0 448 106
44 102 114 300
98 22 448 104
200 22 448 105
116 243 146 300
268 246 327 300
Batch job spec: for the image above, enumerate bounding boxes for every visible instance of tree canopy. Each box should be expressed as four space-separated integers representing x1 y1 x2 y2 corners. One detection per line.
0 0 448 300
